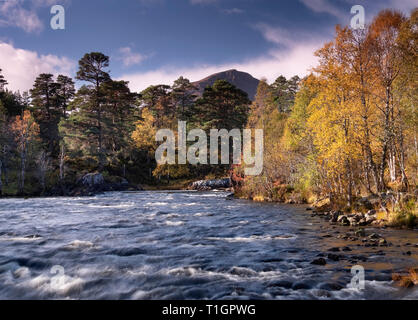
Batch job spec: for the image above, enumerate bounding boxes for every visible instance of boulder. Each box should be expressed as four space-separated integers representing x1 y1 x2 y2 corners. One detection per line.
329 211 343 223
311 258 327 266
338 215 350 226
358 218 368 226
354 229 366 237
347 217 358 226
189 178 232 191
369 233 381 239
78 172 105 187
378 238 388 246
69 173 142 196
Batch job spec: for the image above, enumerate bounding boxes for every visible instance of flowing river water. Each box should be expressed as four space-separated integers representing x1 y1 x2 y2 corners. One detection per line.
0 191 416 299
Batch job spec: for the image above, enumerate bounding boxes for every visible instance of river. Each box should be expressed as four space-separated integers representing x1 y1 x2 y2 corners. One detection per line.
0 191 416 299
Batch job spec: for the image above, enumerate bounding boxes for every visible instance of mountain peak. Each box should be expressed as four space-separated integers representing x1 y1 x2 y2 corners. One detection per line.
193 69 260 100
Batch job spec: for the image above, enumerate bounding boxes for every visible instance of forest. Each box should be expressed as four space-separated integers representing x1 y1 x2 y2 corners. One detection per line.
234 9 417 227
0 9 416 226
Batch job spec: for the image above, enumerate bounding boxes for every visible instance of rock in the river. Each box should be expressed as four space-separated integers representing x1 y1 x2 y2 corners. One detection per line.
348 217 358 226
358 218 368 226
292 281 313 290
319 282 344 291
378 238 388 246
189 178 232 191
329 211 343 223
226 193 235 200
66 172 143 196
311 258 327 266
354 229 366 237
338 215 350 226
327 253 341 261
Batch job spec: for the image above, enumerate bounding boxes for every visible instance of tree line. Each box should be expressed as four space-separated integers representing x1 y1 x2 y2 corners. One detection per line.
235 9 417 225
1 50 299 194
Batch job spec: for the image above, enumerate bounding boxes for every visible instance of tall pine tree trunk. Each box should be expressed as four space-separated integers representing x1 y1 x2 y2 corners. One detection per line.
0 159 2 196
19 148 26 195
59 145 65 181
2 145 9 186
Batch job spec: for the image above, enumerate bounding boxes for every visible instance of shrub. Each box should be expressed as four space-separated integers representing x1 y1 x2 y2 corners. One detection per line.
388 198 417 228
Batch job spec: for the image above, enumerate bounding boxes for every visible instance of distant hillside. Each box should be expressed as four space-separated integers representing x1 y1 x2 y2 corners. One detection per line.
192 69 260 100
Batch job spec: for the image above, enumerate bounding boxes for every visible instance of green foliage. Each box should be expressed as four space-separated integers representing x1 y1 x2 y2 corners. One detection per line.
283 75 317 152
271 75 300 112
171 76 197 121
192 80 251 130
0 89 25 117
30 73 62 156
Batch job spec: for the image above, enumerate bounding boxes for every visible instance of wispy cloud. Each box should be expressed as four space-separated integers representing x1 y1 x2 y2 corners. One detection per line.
0 0 71 33
299 0 346 20
0 41 75 91
222 8 244 15
190 0 218 5
0 0 43 33
117 47 147 67
118 24 322 92
300 0 417 23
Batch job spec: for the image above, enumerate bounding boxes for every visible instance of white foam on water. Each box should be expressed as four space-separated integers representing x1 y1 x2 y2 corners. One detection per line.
193 212 212 217
332 280 401 300
22 273 84 296
162 266 286 283
165 221 185 226
132 290 149 299
164 214 180 218
87 203 134 209
145 202 169 206
13 267 30 279
206 234 296 242
65 240 95 249
0 236 42 242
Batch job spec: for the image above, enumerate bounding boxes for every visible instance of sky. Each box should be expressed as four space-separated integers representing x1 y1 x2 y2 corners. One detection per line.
0 0 416 92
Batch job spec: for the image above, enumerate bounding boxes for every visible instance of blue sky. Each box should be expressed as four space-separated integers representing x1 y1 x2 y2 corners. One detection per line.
0 0 416 92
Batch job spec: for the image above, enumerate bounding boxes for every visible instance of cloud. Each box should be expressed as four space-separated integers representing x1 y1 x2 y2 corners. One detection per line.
301 0 417 24
0 42 75 92
299 0 346 20
190 0 218 5
387 0 417 13
222 8 244 14
0 0 43 33
117 47 147 67
119 24 322 92
0 0 71 33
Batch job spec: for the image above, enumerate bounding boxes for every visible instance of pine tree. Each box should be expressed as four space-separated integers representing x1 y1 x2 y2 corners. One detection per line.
193 80 250 130
76 52 111 169
171 76 197 121
56 75 75 118
30 73 61 156
0 68 8 91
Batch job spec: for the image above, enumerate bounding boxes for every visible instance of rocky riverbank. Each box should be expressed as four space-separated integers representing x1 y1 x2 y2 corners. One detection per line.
305 209 417 288
310 209 383 228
